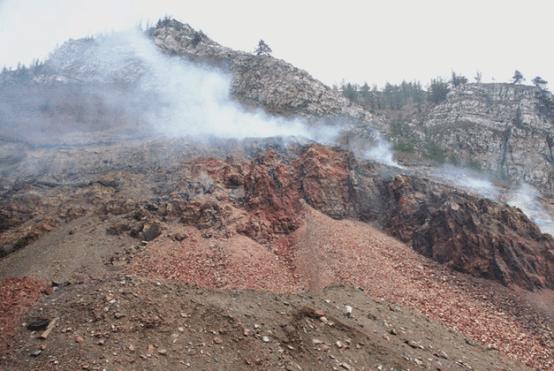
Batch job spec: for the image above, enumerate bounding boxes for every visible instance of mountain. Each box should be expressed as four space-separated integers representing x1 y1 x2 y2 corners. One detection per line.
0 18 553 370
0 18 373 147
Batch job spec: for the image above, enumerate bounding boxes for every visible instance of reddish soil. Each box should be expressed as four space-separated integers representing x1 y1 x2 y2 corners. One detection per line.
0 277 51 351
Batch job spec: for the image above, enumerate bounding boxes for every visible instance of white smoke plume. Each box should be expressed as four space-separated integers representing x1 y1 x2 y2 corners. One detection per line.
432 165 554 236
507 184 554 236
432 165 499 200
46 30 339 143
363 132 403 168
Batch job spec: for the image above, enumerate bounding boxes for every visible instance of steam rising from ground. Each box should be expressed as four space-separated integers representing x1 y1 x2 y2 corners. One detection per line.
507 184 554 236
432 165 499 199
363 132 403 168
7 27 553 235
433 165 554 236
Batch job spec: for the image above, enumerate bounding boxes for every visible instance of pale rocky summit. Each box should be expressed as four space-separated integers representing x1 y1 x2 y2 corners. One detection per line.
151 18 371 121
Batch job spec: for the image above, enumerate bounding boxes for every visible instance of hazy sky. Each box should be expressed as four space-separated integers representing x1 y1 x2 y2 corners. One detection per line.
0 0 552 87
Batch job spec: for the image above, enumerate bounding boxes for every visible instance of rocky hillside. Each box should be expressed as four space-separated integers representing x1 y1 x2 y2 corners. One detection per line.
2 17 554 370
387 83 554 196
2 140 553 291
152 19 370 120
1 140 553 368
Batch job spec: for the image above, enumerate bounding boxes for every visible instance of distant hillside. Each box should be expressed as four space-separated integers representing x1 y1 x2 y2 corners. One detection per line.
364 82 554 196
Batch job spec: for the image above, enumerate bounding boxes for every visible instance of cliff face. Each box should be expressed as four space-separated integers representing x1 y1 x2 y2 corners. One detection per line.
419 83 554 195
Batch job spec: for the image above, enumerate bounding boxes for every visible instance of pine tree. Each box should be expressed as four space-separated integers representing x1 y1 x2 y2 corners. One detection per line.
512 70 524 84
342 83 357 100
359 82 370 100
429 78 450 103
450 72 468 87
532 76 548 90
255 40 272 56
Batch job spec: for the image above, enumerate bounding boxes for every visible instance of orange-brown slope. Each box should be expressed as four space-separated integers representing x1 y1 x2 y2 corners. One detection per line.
128 205 554 369
294 207 554 369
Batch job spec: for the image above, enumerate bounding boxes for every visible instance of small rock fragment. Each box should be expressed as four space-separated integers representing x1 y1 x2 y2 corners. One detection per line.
405 340 424 349
344 305 353 317
27 319 49 331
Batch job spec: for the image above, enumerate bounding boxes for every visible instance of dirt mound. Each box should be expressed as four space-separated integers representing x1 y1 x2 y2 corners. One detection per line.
2 276 526 371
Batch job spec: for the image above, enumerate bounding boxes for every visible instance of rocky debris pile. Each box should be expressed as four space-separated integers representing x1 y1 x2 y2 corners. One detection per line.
380 175 554 290
1 276 526 370
291 208 554 369
1 140 553 368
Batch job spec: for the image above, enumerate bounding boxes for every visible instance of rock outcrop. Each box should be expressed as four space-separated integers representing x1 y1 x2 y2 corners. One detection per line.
396 83 554 196
0 19 372 143
4 139 553 290
145 144 554 290
380 175 554 290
